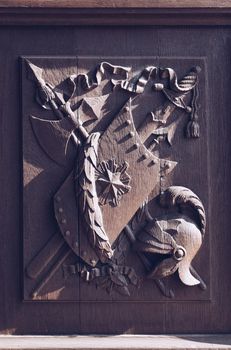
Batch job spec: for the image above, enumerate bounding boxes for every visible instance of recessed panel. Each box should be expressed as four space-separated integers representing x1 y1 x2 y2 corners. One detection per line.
22 56 210 302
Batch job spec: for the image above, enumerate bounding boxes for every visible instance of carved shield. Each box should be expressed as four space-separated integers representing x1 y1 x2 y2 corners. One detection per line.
54 98 177 266
97 99 177 242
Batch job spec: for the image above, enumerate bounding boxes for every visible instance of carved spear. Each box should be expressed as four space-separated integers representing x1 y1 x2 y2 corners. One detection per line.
26 60 90 165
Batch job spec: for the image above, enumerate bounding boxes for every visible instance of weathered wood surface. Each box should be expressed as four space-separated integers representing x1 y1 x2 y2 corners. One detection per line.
0 0 231 8
0 335 231 350
21 56 209 303
1 5 231 26
0 14 231 336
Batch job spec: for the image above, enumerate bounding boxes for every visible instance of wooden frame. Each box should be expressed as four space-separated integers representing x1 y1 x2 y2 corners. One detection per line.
0 1 231 26
0 0 231 7
0 0 231 337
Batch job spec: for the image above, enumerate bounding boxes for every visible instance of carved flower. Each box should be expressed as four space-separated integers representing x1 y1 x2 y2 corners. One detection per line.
96 159 131 207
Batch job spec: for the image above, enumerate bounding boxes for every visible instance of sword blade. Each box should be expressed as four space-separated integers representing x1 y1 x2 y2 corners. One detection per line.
31 247 71 299
26 232 65 279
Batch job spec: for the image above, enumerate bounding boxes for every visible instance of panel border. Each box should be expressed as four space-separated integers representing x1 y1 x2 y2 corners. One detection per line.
0 6 231 26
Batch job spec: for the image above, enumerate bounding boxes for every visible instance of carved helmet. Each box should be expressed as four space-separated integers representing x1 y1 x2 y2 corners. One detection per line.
135 186 206 286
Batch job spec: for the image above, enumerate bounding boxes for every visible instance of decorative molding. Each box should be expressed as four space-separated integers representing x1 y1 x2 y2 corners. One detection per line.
2 0 231 8
1 7 231 26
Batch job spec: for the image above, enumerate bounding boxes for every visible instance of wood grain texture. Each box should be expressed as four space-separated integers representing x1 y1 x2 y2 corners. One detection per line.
0 23 231 334
23 56 202 302
1 8 231 26
1 0 231 8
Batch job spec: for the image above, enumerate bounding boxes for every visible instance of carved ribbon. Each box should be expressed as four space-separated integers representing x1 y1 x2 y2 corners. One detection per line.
160 67 200 93
79 61 158 95
78 62 201 138
78 61 131 91
63 261 139 296
28 59 202 162
120 66 157 93
165 66 201 138
151 66 201 138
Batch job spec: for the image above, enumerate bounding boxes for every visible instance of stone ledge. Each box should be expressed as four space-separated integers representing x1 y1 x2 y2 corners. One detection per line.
0 335 230 350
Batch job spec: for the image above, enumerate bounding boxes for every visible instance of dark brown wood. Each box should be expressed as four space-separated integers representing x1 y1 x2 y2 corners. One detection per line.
0 2 231 336
21 56 209 304
1 8 231 26
0 0 231 8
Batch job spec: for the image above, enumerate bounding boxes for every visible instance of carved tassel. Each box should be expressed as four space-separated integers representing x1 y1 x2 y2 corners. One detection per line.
186 84 200 138
186 114 200 138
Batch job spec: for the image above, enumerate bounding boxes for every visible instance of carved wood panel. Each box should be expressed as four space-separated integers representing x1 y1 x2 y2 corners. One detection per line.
0 20 230 335
22 56 210 302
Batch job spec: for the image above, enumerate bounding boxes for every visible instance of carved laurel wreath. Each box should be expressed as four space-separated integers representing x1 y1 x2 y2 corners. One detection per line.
75 132 113 262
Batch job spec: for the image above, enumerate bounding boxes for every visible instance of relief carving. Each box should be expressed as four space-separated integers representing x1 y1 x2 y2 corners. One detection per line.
24 59 206 299
136 186 206 286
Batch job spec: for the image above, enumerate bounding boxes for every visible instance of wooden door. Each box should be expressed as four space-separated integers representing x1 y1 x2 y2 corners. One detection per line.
0 3 231 335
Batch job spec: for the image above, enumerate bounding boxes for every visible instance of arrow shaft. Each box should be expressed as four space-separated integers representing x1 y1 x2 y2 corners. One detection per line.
49 99 64 120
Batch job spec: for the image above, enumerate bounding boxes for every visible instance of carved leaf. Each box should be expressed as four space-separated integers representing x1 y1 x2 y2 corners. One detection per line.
110 270 128 287
112 231 131 265
113 284 131 297
94 266 132 297
75 132 113 261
